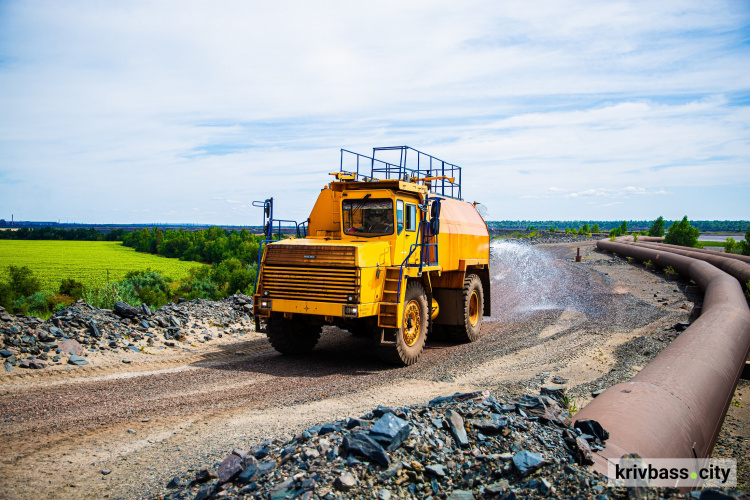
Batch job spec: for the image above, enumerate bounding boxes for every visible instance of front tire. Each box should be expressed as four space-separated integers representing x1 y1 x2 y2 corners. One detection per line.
378 281 428 365
447 274 484 343
266 314 321 355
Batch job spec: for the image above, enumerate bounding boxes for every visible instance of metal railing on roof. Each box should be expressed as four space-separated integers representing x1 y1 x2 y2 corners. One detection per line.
338 146 462 200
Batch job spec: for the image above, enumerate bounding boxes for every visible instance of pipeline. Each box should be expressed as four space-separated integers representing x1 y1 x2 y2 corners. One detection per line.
619 236 750 265
575 239 750 474
644 240 750 265
624 241 750 286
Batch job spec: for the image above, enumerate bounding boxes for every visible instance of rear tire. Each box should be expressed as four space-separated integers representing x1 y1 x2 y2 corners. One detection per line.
447 274 483 343
266 314 321 354
378 281 428 366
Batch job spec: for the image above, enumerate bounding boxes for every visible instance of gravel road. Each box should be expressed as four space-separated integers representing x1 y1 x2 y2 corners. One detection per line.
2 240 741 499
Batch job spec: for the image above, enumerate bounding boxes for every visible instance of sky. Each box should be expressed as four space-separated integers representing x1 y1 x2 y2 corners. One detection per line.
1 0 749 224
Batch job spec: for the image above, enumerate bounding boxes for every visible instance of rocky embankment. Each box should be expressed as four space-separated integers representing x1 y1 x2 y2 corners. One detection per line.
0 295 254 372
493 232 603 246
156 390 743 500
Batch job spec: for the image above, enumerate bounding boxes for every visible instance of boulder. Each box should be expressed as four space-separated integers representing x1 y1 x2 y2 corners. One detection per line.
512 450 546 476
217 454 242 484
68 354 88 366
333 472 358 491
114 302 139 319
445 409 469 447
342 432 390 467
369 412 411 451
58 339 84 356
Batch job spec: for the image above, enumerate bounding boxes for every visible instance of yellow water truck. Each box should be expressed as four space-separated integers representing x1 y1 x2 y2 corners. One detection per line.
253 146 490 365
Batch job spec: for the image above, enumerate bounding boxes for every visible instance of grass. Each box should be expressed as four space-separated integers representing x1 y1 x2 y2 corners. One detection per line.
695 241 725 248
0 240 204 292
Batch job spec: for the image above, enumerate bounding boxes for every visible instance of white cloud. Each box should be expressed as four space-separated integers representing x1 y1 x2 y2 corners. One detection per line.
0 0 748 223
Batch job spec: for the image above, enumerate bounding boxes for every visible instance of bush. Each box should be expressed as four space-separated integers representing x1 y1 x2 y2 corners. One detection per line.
0 265 43 312
725 237 737 254
7 265 41 297
83 282 127 310
664 216 700 247
648 216 666 237
59 278 84 300
591 223 600 233
736 226 750 256
12 292 50 317
228 267 256 295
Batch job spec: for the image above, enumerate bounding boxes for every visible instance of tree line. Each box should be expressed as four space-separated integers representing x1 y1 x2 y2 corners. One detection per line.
487 220 749 232
0 226 125 241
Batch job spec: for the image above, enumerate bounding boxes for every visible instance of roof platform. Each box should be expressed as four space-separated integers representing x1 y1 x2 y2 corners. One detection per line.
338 146 462 200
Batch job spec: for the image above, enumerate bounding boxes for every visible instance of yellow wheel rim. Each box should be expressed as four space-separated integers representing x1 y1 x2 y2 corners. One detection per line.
469 290 479 327
402 300 422 347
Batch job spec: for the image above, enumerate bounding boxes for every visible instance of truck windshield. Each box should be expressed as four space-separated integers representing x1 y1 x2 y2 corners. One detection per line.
343 198 394 237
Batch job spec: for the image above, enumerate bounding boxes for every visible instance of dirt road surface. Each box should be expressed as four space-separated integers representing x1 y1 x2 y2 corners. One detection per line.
0 241 746 498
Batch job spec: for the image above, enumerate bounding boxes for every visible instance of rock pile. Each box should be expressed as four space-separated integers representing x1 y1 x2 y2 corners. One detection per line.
155 390 744 500
0 295 254 372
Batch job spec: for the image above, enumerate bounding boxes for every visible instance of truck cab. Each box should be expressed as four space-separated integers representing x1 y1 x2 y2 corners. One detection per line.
253 146 490 365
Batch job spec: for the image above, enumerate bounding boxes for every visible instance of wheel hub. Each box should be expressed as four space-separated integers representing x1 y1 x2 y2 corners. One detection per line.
403 300 421 347
469 290 479 327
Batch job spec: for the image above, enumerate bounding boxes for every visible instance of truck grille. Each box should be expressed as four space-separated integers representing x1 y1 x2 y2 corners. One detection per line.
264 244 355 268
260 266 359 303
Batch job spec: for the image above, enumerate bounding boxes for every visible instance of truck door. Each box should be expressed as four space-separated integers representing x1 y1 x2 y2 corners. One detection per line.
395 199 420 266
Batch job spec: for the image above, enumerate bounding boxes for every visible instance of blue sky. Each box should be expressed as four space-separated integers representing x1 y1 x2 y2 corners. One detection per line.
1 1 748 224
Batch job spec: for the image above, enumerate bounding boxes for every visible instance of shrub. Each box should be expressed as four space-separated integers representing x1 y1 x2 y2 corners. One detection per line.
633 234 639 242
725 237 737 254
12 292 49 317
83 282 126 310
648 216 666 237
59 278 84 300
591 223 600 233
7 265 41 297
664 216 700 247
0 265 43 312
737 226 750 256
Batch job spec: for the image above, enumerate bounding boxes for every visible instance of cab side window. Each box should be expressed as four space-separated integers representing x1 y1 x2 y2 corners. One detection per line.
405 203 417 232
396 200 404 235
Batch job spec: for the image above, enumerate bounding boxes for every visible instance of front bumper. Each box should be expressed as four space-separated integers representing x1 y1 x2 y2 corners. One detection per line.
253 296 378 319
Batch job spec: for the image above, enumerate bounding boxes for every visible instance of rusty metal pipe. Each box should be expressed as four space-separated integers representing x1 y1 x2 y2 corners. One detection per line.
575 240 750 474
642 240 750 265
631 241 750 285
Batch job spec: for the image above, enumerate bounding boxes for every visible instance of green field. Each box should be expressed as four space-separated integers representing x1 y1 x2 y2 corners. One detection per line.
0 240 204 292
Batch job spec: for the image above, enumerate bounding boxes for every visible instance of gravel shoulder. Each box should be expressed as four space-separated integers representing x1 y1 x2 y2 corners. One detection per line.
0 240 746 498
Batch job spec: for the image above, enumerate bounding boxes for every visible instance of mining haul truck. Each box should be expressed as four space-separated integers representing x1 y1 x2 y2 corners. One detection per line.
253 146 490 365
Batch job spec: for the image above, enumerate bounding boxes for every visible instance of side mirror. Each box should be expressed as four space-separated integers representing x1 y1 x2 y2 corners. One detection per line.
429 200 441 235
430 218 439 235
